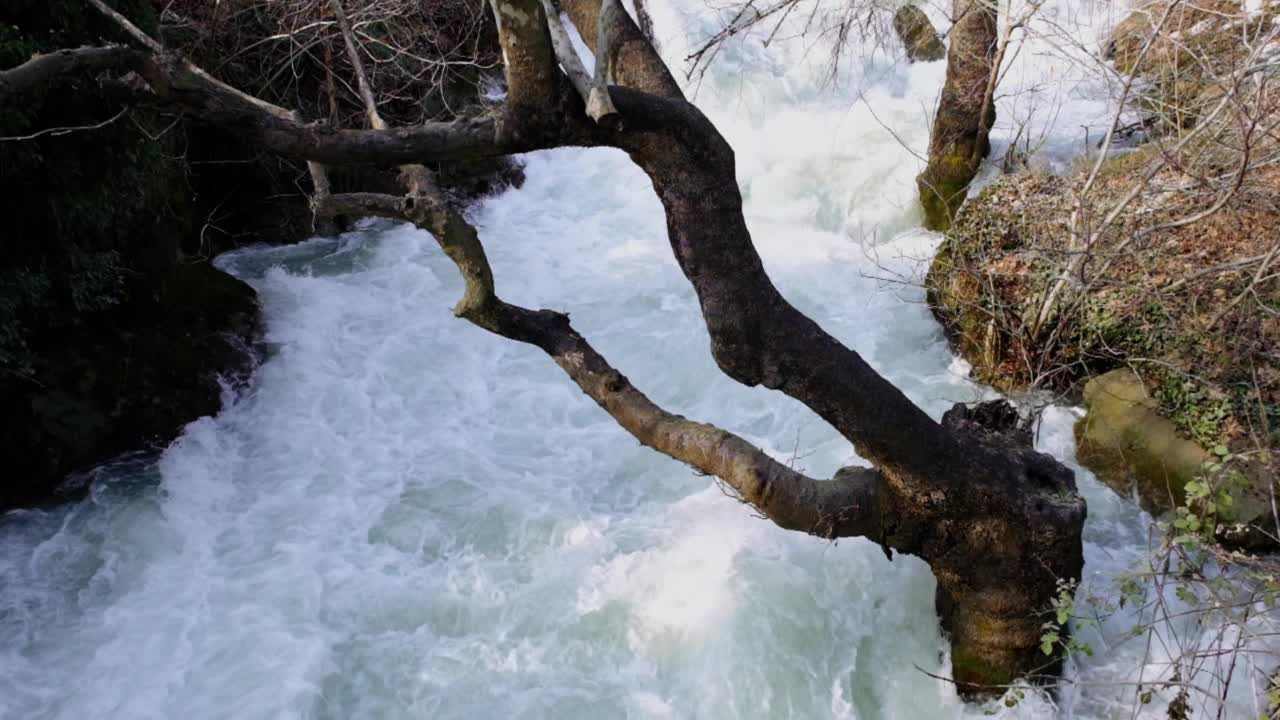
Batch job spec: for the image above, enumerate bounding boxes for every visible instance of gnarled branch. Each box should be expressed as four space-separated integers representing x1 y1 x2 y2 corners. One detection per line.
42 0 1078 555
13 46 517 165
72 0 586 166
318 187 888 541
318 3 888 538
1 0 1088 691
0 45 139 102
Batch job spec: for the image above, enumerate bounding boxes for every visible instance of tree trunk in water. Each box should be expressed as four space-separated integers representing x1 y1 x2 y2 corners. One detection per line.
931 403 1084 692
918 0 997 231
617 94 1084 694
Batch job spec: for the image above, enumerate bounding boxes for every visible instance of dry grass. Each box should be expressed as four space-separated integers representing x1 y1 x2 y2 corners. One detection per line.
928 155 1278 465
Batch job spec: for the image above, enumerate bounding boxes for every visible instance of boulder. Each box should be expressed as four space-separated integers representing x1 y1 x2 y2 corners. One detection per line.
1075 369 1208 511
1105 1 1280 132
0 261 260 509
894 5 946 63
1076 370 1278 550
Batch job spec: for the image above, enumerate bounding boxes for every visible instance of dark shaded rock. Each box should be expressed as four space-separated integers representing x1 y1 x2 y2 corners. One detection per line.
0 0 522 511
1 261 260 510
942 398 1034 447
0 0 264 510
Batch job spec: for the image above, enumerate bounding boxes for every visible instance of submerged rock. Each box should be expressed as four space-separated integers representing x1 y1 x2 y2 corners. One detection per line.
0 0 516 511
894 5 946 63
1075 370 1208 510
1077 370 1278 550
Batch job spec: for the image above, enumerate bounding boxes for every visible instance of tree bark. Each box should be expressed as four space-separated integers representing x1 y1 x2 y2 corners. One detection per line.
12 0 1087 696
606 89 1084 694
563 0 682 98
917 0 998 231
0 45 139 102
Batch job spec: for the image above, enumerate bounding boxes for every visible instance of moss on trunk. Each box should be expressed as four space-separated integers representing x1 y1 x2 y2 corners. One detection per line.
894 5 946 63
917 0 997 231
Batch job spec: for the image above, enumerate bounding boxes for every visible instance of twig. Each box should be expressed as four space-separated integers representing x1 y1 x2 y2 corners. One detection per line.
0 108 129 141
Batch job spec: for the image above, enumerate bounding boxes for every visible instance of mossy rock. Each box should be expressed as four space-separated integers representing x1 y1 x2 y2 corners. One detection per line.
924 2 1280 553
1076 370 1279 550
894 5 946 63
1107 1 1279 75
0 262 260 509
924 174 1059 391
1106 1 1280 132
926 157 1279 546
1075 370 1208 511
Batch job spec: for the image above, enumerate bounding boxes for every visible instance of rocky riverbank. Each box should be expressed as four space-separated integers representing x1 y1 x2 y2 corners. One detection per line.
925 0 1279 544
0 0 516 509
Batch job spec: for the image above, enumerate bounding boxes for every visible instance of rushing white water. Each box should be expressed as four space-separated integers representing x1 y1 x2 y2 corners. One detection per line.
1 2 1269 718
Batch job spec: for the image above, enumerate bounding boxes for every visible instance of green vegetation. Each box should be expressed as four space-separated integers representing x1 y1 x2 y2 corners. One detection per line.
917 155 975 232
0 0 260 508
926 160 1277 545
1 0 181 371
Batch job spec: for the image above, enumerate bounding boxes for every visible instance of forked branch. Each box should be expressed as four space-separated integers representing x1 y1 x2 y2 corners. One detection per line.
563 0 683 98
318 0 885 541
4 0 1088 692
540 0 620 126
318 186 887 540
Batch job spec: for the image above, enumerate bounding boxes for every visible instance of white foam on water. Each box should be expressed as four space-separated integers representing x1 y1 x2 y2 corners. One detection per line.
1 1 1268 718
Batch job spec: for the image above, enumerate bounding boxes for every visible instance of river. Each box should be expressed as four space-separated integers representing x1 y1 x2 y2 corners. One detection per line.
0 1 1265 718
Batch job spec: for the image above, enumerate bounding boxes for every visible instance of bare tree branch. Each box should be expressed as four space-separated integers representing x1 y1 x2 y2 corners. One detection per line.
0 45 139 102
325 0 888 543
85 0 164 52
329 0 387 131
589 0 623 120
0 0 1092 692
317 187 888 540
0 107 129 142
563 0 683 98
72 0 562 166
